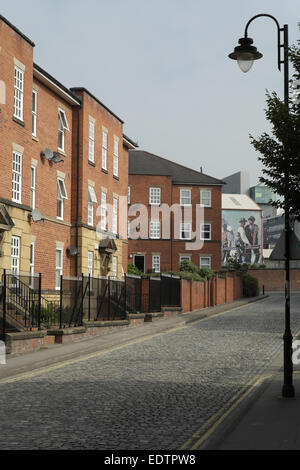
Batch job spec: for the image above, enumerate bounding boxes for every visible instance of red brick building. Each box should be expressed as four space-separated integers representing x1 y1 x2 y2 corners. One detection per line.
0 14 134 292
128 150 224 273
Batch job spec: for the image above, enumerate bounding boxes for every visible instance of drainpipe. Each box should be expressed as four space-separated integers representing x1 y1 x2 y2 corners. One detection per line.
75 104 81 278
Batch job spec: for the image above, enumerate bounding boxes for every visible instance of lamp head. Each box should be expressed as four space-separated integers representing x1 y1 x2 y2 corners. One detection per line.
229 37 263 73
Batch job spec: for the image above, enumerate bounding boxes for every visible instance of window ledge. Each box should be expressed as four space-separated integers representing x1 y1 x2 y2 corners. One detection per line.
88 161 96 167
101 168 108 174
113 175 119 181
32 135 39 142
13 116 25 127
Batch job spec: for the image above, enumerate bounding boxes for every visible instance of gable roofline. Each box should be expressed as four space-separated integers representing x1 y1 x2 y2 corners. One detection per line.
70 87 124 124
0 14 35 47
129 150 225 186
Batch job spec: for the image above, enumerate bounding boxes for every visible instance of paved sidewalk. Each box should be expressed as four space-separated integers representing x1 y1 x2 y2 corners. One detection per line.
208 333 300 450
0 296 265 380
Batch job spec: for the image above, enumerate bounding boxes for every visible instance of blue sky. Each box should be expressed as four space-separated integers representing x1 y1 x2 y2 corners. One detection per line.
1 0 299 185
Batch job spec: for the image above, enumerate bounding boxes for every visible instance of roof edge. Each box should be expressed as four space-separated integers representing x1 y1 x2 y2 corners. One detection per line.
70 87 124 124
0 14 35 47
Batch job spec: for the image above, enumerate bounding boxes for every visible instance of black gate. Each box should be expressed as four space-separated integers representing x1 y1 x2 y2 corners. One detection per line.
93 276 126 321
161 274 181 307
149 277 161 312
125 274 141 313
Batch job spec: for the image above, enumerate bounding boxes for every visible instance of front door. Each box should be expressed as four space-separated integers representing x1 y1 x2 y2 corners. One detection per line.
134 255 145 273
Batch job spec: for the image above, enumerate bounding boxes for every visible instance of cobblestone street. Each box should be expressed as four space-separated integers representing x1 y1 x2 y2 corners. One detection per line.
1 294 300 450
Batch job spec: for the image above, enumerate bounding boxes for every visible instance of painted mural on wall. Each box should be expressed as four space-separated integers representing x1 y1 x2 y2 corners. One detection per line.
222 210 262 266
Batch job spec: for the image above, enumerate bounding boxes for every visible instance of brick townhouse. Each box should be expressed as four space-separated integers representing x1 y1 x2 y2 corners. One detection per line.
128 150 224 273
0 14 134 292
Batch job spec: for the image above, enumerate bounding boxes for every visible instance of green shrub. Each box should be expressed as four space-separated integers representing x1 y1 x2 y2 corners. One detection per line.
198 268 215 280
127 264 142 276
242 274 259 297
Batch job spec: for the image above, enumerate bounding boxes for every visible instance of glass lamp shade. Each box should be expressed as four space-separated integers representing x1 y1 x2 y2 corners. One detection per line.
237 57 254 73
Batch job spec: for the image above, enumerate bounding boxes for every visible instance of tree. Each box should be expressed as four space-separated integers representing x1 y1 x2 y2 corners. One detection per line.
250 28 300 219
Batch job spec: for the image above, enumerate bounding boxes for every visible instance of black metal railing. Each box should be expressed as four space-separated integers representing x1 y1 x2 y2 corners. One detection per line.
149 277 161 312
125 274 142 314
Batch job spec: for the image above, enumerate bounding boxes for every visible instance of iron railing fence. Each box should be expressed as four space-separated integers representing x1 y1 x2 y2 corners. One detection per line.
149 277 161 312
125 274 142 314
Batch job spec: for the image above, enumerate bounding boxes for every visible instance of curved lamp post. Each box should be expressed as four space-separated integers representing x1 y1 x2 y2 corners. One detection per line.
229 14 294 398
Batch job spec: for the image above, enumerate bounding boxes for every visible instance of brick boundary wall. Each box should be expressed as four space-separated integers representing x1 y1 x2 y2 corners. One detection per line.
249 268 300 292
180 273 243 313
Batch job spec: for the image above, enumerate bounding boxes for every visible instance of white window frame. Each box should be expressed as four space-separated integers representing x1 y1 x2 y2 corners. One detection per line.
89 121 95 163
88 186 97 226
12 151 22 203
57 178 68 221
200 256 211 269
180 255 191 264
30 166 36 209
149 220 160 239
30 242 35 288
180 222 192 240
14 66 24 121
200 189 212 208
180 189 191 206
149 187 161 206
58 109 69 152
113 138 119 177
113 197 118 234
102 130 108 170
200 223 211 241
11 236 20 277
112 256 118 277
56 248 63 291
32 90 37 136
152 255 161 273
87 251 93 277
128 186 131 205
101 191 107 231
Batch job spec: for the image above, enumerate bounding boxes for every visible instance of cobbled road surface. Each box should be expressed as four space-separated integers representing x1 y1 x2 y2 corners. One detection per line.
1 294 300 450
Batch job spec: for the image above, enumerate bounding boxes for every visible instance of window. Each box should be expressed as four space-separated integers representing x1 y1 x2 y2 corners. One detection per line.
102 130 107 170
112 256 118 277
32 90 37 136
149 187 161 205
113 197 118 234
113 138 118 177
180 222 192 240
56 248 63 290
200 223 211 240
150 221 160 239
88 251 93 277
58 109 69 152
89 121 95 163
12 151 22 203
101 191 107 231
30 166 36 209
14 66 24 120
11 236 20 276
128 186 131 205
152 255 160 273
180 255 191 264
57 178 68 220
30 242 35 288
88 186 97 226
180 189 191 206
200 256 211 268
201 190 211 207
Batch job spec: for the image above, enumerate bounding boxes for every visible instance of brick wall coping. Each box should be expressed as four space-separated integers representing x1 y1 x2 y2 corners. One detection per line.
127 313 146 320
6 330 47 341
161 307 182 312
84 320 130 328
47 327 86 336
145 312 164 319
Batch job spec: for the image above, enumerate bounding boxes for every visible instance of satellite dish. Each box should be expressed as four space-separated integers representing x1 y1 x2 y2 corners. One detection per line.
31 209 42 223
67 245 78 256
44 148 54 160
52 152 64 164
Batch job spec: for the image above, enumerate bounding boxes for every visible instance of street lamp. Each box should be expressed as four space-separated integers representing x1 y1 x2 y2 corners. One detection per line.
228 14 295 398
